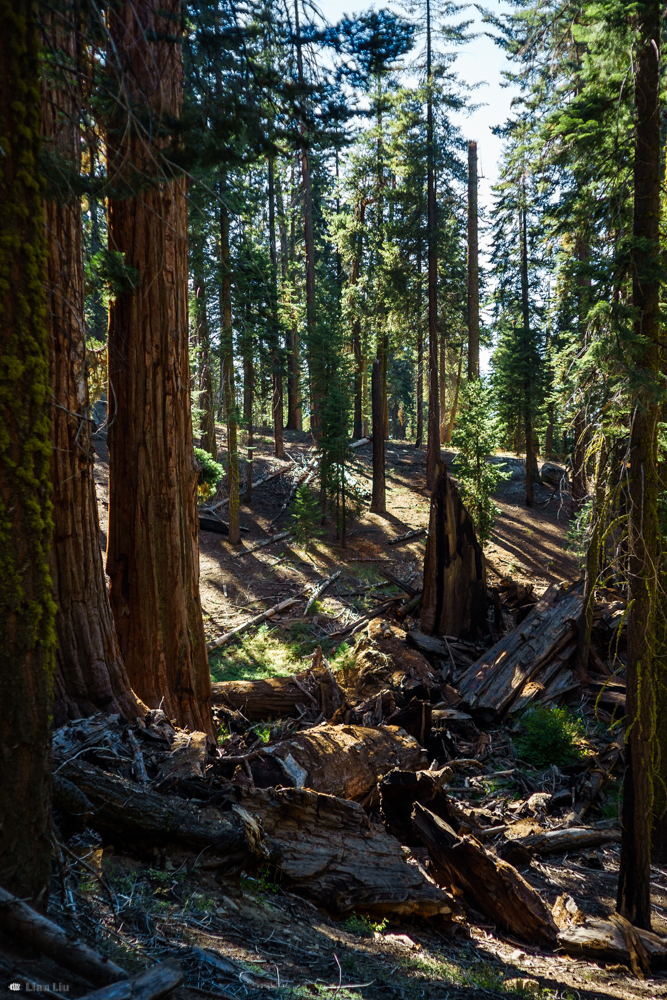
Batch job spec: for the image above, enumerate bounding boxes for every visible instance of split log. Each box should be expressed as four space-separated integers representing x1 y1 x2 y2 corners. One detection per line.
456 583 584 717
0 885 127 987
79 962 183 1000
218 723 428 802
412 804 558 945
231 530 292 559
237 785 457 919
58 759 247 856
388 527 425 546
420 460 487 640
516 826 619 857
305 570 341 615
207 596 300 651
211 658 344 721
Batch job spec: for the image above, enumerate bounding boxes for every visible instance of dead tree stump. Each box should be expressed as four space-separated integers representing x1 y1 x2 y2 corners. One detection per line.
420 460 487 640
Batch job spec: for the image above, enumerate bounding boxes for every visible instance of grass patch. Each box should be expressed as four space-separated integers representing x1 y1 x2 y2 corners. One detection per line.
515 705 584 769
342 914 388 937
210 623 353 682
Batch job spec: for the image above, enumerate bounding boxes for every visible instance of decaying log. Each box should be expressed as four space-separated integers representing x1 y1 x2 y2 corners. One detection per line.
380 767 451 845
554 895 667 972
79 962 183 1000
59 760 247 856
212 658 344 721
219 723 428 802
305 570 341 614
344 619 442 703
389 527 425 546
515 826 619 857
0 885 127 987
237 785 457 918
207 596 300 652
231 530 292 558
456 583 584 717
155 730 209 790
420 461 487 640
511 642 578 713
412 804 558 945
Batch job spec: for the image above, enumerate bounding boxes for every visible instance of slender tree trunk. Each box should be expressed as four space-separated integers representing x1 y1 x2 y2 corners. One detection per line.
617 0 661 930
43 9 139 726
572 238 590 513
467 141 480 380
219 191 241 544
576 441 608 681
444 344 464 444
268 157 284 458
370 360 386 513
520 199 534 507
439 319 447 443
277 170 299 432
351 200 365 440
106 0 212 735
425 0 440 489
416 247 424 448
191 224 217 459
243 327 254 503
545 402 554 457
0 0 54 901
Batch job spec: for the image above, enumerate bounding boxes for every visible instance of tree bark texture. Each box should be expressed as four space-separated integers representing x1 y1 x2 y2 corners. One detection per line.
0 0 54 901
520 199 534 506
467 141 479 380
425 0 440 488
268 157 284 459
370 359 386 513
106 0 212 735
420 461 487 640
43 10 139 727
617 0 661 930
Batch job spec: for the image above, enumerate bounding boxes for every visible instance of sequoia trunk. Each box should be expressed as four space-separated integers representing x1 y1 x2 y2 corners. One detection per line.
106 0 212 735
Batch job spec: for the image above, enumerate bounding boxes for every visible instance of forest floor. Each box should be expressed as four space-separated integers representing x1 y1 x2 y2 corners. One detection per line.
78 429 667 1000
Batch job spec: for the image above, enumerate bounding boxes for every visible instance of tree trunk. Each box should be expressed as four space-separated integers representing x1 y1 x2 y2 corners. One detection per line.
106 0 212 736
268 157 284 459
576 440 607 681
439 318 447 443
444 345 463 444
370 360 386 513
43 8 140 727
545 401 554 457
617 0 661 930
219 191 241 545
572 409 587 512
191 223 217 459
416 247 424 448
467 141 480 380
351 199 365 440
425 0 440 489
0 0 54 901
243 332 254 504
520 199 534 507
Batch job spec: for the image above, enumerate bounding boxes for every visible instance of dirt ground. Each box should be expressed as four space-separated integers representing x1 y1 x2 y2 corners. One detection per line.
80 427 667 1000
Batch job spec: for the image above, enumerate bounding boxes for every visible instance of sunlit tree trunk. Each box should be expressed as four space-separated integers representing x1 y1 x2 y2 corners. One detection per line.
520 199 534 507
268 157 284 458
191 223 217 459
106 0 212 735
219 189 241 544
425 0 440 489
0 0 54 901
467 141 479 380
416 247 424 448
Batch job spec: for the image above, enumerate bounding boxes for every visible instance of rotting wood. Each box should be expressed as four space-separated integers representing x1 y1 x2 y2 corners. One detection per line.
78 961 184 1000
0 885 128 987
207 596 300 651
305 571 341 615
455 583 584 717
218 723 428 802
554 895 667 971
237 785 458 918
412 804 558 945
388 527 425 545
231 530 292 559
420 461 487 640
212 657 344 721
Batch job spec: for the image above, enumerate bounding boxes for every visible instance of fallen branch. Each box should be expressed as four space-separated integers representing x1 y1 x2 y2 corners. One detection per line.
203 464 290 513
79 962 183 1000
380 568 418 597
0 885 127 988
268 456 319 527
231 530 292 559
349 437 370 449
388 527 425 545
518 826 620 857
207 596 300 651
305 571 341 615
327 597 403 638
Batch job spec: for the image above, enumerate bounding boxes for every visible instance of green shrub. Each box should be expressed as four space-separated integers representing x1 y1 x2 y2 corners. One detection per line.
290 484 323 549
343 913 388 937
515 705 584 769
194 446 224 500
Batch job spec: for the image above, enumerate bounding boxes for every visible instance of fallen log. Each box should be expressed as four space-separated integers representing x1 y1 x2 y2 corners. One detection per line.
456 582 584 717
238 785 458 919
78 962 183 1000
420 461 487 640
58 760 247 856
207 596 300 651
389 527 426 545
211 657 344 721
380 568 418 597
516 826 619 857
199 516 249 535
305 570 341 615
231 530 292 559
204 464 291 513
511 642 578 713
218 723 428 802
412 804 558 945
349 437 370 449
553 895 667 972
0 885 127 988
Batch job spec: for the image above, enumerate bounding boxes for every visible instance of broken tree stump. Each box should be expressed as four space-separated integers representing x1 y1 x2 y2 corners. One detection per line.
420 460 487 640
412 804 558 945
